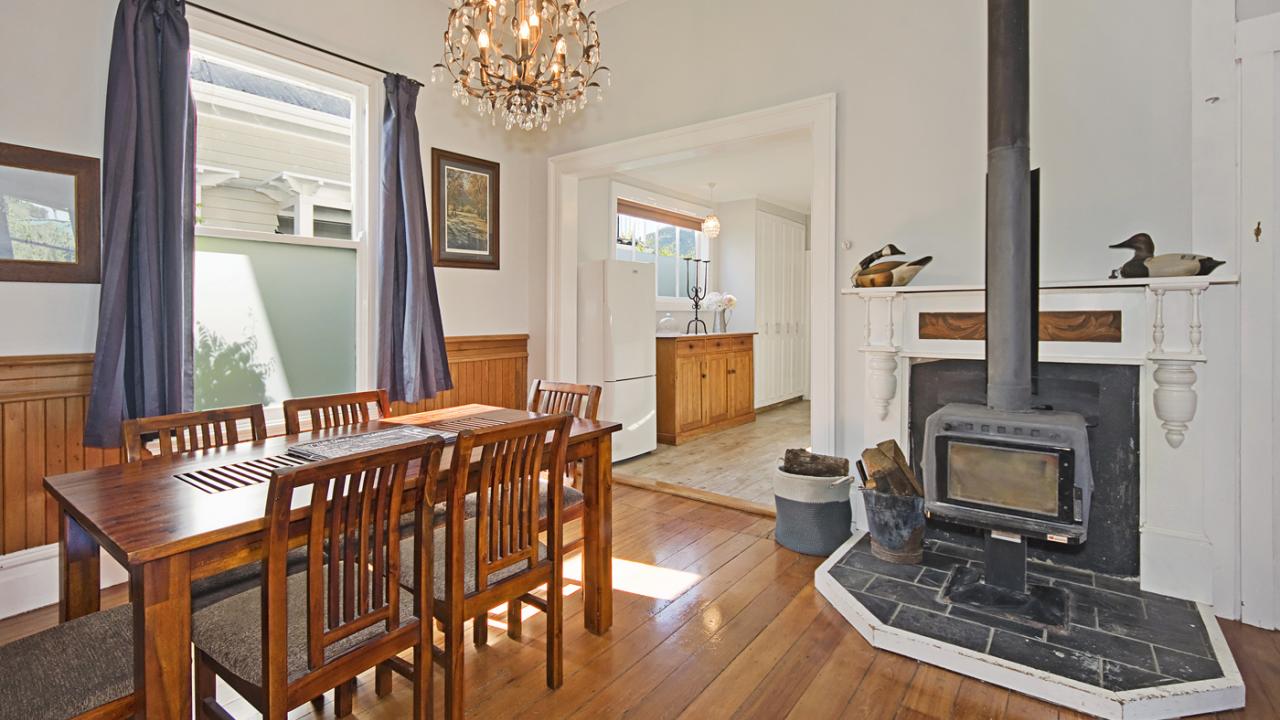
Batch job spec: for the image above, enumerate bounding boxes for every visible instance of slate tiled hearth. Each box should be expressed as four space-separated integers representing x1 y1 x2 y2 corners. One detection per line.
816 535 1244 719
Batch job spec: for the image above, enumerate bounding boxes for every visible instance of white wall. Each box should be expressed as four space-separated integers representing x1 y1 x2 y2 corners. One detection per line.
0 0 544 374
539 0 1196 457
1238 0 1280 20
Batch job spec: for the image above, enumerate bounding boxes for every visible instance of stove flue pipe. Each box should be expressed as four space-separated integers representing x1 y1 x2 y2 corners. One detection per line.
985 0 1033 412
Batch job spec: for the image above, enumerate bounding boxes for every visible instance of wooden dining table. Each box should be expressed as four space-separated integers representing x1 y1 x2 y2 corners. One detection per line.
43 403 620 720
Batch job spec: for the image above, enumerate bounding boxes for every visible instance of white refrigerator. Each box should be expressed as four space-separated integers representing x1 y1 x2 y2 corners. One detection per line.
578 260 657 462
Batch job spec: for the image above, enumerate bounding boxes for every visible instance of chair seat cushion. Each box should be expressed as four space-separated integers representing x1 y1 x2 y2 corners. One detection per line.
401 480 584 533
0 603 134 720
192 567 417 688
191 545 310 611
399 518 547 600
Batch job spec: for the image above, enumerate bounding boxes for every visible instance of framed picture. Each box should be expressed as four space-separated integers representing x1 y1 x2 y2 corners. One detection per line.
431 148 500 270
0 142 100 283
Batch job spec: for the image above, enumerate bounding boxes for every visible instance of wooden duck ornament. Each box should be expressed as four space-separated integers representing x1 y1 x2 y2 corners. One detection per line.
1108 233 1225 279
852 244 933 288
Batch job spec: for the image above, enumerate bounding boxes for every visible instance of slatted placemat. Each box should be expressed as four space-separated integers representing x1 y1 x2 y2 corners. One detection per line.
419 415 508 433
175 453 311 494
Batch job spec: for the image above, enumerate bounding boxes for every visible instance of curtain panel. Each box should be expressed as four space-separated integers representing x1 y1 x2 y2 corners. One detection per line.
85 0 196 447
377 75 452 403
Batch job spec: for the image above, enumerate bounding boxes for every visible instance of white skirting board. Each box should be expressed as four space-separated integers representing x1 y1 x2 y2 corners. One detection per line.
0 544 128 619
814 534 1246 720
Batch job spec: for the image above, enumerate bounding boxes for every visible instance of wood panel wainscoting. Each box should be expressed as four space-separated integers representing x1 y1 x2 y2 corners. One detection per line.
0 333 527 556
918 310 1123 343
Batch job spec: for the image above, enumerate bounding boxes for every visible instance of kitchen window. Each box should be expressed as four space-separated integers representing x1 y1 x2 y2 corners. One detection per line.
614 198 708 300
188 30 373 414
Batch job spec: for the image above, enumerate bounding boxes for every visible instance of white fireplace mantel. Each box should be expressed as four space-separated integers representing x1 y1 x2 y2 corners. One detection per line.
842 275 1239 605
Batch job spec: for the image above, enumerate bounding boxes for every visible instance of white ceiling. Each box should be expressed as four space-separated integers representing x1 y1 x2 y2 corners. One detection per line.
622 129 815 214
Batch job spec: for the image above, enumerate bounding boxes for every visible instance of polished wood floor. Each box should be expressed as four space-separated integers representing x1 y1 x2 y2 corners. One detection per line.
2 485 1277 719
615 400 809 511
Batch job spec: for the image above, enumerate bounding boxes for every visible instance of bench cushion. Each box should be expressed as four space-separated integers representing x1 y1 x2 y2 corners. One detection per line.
0 603 133 720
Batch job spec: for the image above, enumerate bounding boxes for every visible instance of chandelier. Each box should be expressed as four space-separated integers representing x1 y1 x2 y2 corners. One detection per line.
431 0 610 131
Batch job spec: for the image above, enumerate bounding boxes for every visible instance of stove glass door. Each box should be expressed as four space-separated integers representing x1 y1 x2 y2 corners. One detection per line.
946 440 1061 517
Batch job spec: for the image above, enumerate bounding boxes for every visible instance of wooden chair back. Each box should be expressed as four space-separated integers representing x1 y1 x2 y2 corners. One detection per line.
438 413 574 600
282 389 391 436
261 437 443 691
528 380 602 420
121 404 267 463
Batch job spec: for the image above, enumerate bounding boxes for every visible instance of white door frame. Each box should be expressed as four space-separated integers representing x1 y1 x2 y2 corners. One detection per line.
545 95 839 452
1236 15 1280 630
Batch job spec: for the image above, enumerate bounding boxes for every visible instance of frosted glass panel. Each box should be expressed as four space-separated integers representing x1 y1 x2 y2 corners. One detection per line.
193 236 357 409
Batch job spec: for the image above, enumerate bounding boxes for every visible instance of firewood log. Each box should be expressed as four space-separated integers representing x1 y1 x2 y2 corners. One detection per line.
876 439 923 496
782 448 850 478
861 447 916 496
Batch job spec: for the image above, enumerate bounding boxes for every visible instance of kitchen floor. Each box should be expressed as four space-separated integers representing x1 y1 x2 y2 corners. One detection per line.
614 400 809 511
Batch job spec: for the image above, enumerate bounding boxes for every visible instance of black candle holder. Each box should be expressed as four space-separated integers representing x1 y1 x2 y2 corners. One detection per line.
684 258 710 335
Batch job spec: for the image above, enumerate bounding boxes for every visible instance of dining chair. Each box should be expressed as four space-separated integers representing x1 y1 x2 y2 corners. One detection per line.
282 389 391 435
191 437 443 720
528 379 598 546
121 403 267 463
395 413 574 720
0 604 135 720
121 404 311 610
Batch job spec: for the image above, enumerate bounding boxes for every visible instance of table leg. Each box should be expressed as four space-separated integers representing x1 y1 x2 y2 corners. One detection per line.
59 511 100 622
582 433 613 635
132 553 192 719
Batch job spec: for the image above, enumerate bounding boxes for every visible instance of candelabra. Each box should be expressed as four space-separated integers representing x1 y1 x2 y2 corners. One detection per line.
685 258 710 335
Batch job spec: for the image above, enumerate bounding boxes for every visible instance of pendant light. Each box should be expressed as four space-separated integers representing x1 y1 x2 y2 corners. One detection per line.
702 182 721 239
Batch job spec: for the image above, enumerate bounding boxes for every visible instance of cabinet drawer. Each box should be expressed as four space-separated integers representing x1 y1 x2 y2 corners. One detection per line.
732 335 753 351
675 338 705 356
707 336 734 353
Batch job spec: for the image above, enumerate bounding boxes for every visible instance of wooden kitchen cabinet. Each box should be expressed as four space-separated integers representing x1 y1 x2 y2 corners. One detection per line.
657 333 756 444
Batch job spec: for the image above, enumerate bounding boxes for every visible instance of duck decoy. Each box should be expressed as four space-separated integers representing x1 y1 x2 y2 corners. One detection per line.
1108 233 1225 279
852 248 933 288
857 243 905 271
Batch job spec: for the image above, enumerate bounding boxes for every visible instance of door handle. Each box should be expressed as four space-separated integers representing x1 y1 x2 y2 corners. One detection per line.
1255 221 1263 243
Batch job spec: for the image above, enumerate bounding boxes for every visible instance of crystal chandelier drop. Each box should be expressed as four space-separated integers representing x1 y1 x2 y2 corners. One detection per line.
431 0 610 132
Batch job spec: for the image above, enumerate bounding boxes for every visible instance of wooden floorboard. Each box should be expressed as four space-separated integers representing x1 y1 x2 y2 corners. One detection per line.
2 486 1278 719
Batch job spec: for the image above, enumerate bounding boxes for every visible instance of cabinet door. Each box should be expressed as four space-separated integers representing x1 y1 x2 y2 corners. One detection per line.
729 351 754 418
705 353 730 424
675 355 705 432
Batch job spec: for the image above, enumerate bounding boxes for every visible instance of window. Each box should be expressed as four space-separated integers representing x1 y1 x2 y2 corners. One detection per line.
614 199 708 300
189 32 371 412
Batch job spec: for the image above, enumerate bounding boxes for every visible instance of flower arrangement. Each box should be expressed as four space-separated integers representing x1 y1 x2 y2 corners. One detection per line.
707 292 737 332
705 292 736 311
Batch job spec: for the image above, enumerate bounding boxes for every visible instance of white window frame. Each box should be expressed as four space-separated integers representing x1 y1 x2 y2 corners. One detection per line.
610 182 713 311
187 12 382 428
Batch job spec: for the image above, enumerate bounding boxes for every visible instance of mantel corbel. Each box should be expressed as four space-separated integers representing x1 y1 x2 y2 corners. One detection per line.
1146 280 1210 449
857 292 901 421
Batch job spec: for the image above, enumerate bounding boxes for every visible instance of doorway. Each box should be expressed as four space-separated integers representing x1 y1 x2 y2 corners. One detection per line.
546 96 836 512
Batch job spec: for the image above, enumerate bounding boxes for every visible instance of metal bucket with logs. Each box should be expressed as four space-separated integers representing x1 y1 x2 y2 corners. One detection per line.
857 440 926 563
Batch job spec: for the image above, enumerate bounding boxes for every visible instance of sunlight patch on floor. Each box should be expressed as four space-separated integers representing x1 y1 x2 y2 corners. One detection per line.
562 552 702 601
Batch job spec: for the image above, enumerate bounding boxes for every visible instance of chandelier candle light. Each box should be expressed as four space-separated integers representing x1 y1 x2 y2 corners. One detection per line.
432 0 611 131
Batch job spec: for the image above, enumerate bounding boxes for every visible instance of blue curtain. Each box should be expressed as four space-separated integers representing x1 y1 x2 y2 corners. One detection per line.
85 0 195 447
377 75 452 402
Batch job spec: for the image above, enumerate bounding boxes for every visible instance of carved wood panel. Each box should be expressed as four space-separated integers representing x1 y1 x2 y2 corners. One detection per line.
918 311 1122 343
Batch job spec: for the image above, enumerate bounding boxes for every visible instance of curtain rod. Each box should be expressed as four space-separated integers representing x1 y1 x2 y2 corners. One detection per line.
185 1 422 85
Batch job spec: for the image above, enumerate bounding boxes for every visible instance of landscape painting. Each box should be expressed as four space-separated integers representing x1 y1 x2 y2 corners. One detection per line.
432 148 500 270
0 142 100 283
